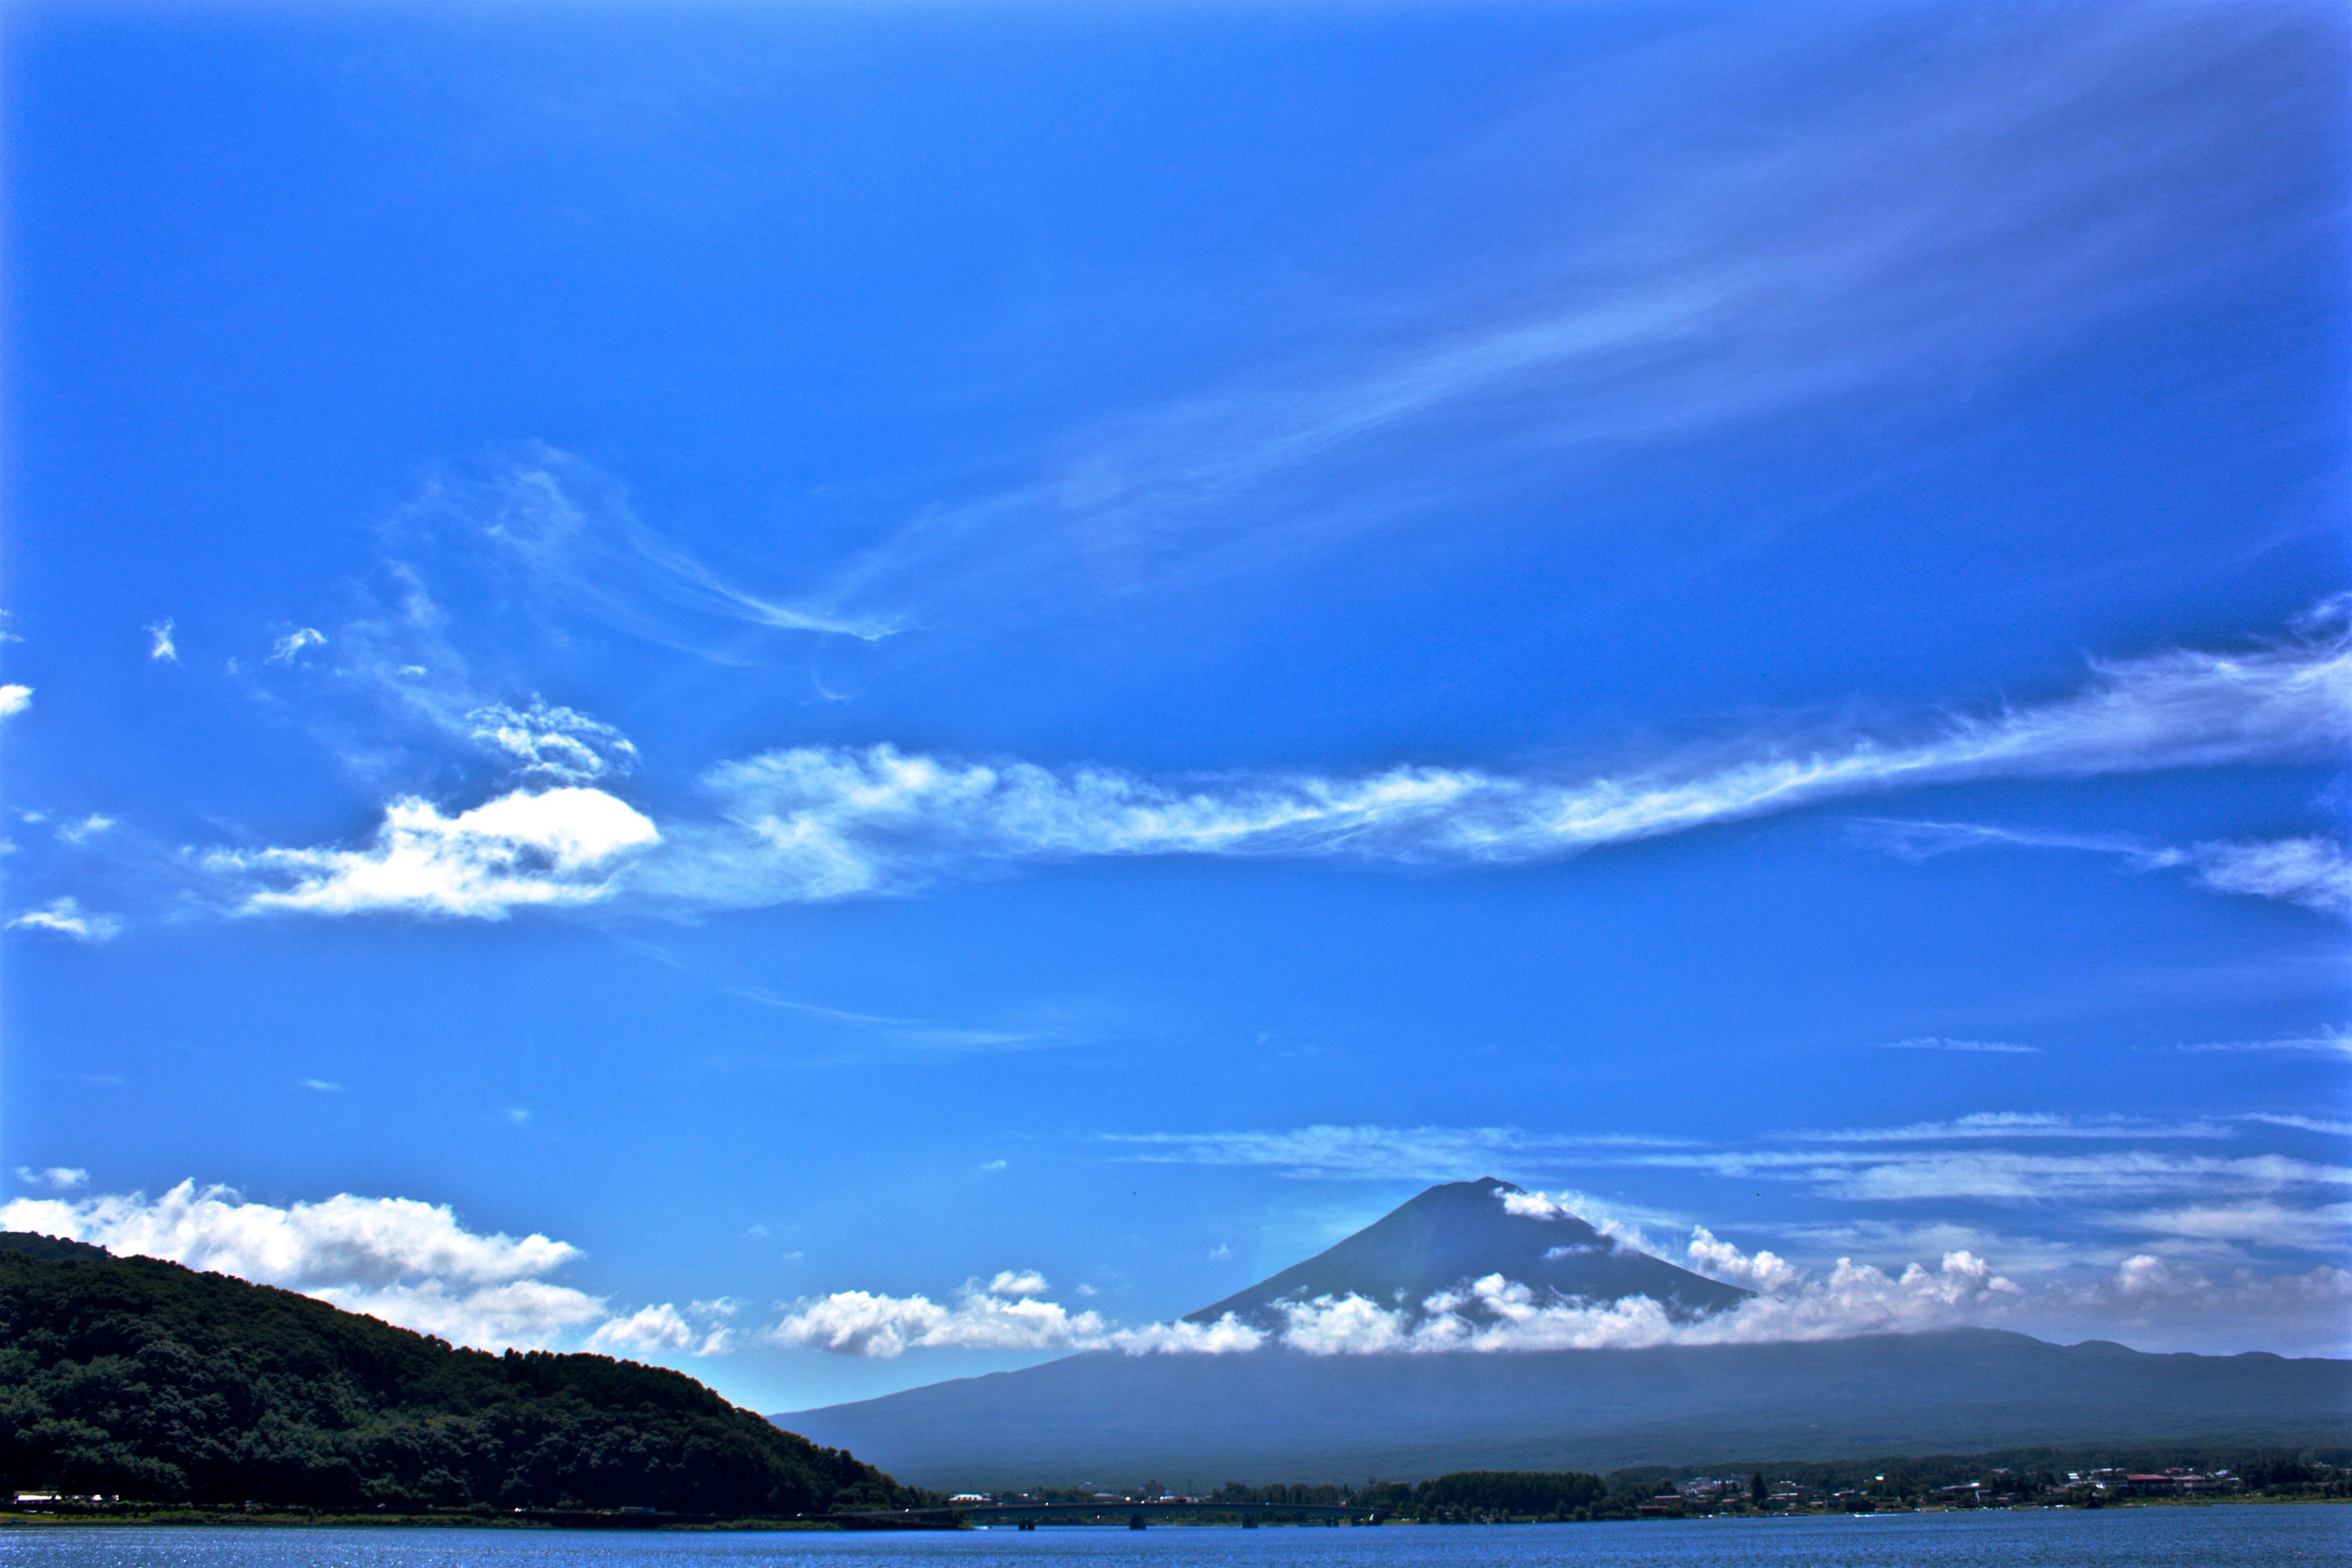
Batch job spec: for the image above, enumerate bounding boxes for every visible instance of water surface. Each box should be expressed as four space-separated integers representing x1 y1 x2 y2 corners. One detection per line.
4 1508 2346 1567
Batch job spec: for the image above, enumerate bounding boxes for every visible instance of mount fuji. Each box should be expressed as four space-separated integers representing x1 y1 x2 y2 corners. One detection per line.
778 1180 2350 1487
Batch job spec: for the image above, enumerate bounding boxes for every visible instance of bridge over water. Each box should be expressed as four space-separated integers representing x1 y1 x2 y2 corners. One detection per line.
834 1502 1382 1531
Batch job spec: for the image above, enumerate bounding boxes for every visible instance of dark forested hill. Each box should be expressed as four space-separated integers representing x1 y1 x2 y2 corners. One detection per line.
0 1232 917 1514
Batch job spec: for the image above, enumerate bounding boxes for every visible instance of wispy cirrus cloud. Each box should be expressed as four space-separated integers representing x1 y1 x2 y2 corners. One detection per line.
2178 1027 2352 1058
1882 1038 2040 1055
1856 819 2352 920
1102 1125 1686 1182
268 627 327 663
633 614 2351 908
399 448 894 652
732 989 1046 1055
125 605 2352 923
812 7 2326 620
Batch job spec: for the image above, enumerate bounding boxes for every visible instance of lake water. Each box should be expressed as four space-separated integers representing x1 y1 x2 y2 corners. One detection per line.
2 1509 2345 1568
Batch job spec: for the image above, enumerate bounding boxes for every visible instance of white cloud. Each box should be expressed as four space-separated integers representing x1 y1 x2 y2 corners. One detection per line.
641 619 2348 907
146 618 177 662
320 1278 608 1351
0 1179 715 1357
13 1166 88 1191
2179 1027 2352 1057
1107 1314 1267 1355
212 786 659 919
56 814 113 845
7 897 121 941
423 448 894 647
1102 1125 1677 1181
1499 1188 1662 1253
2119 1200 2352 1253
2243 1114 2352 1136
766 1271 1268 1359
765 1237 2352 1360
0 1180 579 1288
268 627 327 662
766 1273 1111 1358
1645 1147 2351 1204
1790 1112 2228 1144
810 7 2316 621
584 1301 734 1357
0 685 30 719
1855 820 2352 921
2180 837 2352 919
467 699 638 784
1883 1037 2041 1054
192 611 2352 924
987 1268 1050 1298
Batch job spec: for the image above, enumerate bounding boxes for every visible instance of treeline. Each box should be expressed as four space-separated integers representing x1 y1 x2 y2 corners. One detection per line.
1207 1471 1608 1520
1166 1441 2352 1521
0 1233 921 1517
1607 1442 2352 1502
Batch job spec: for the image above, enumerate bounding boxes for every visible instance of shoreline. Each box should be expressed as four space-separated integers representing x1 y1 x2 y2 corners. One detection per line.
3 1496 2342 1531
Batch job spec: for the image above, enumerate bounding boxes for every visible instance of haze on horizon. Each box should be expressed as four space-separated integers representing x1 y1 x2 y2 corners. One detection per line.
1 0 2346 1414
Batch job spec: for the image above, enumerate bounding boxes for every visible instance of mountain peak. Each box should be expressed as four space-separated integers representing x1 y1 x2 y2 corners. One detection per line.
1186 1178 1747 1329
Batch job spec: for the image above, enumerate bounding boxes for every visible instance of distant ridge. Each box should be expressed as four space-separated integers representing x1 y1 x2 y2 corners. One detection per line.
779 1182 2352 1487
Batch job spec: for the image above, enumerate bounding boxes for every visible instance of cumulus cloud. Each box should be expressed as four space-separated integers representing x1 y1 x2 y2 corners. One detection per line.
0 1180 579 1288
760 1238 2032 1359
56 813 113 845
1270 1225 2352 1355
13 1167 88 1191
7 897 121 941
766 1268 1272 1359
767 1273 1110 1358
0 1179 710 1357
210 786 660 919
585 1301 735 1357
146 618 177 661
987 1269 1050 1298
0 685 30 718
1499 1188 1664 1254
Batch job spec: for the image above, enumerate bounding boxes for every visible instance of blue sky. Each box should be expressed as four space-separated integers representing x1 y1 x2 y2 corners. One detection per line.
2 1 2347 1409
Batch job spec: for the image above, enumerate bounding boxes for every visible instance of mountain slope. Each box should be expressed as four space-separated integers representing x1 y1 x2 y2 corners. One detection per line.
0 1232 917 1513
783 1329 2352 1489
1189 1178 1747 1327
